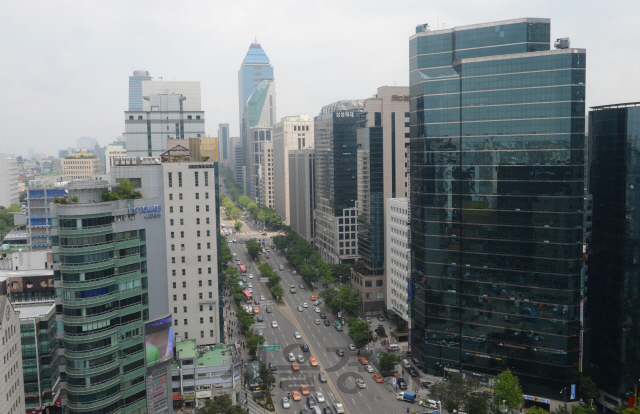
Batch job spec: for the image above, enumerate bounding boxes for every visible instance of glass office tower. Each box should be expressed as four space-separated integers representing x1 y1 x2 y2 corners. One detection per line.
409 19 586 398
587 103 640 402
128 70 152 111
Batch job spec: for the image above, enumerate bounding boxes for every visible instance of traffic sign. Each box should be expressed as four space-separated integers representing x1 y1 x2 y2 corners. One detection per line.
262 346 281 351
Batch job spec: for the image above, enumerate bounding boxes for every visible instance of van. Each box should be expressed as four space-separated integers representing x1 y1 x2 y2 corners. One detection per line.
279 265 284 271
389 344 400 351
402 359 411 369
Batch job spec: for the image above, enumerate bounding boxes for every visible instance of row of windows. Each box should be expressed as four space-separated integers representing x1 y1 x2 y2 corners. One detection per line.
170 242 212 251
168 171 209 188
171 230 211 238
173 292 214 301
169 192 210 200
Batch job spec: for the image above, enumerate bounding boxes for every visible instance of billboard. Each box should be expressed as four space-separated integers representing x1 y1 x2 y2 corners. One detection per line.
145 315 173 368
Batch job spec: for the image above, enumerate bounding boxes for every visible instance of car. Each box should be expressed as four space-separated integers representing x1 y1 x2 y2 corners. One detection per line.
358 357 369 365
232 253 237 256
421 381 433 389
292 362 300 371
336 349 344 357
409 368 418 377
292 271 298 275
301 343 309 352
373 373 383 383
300 384 310 395
281 397 291 408
291 391 301 401
315 319 321 325
297 306 304 312
297 355 305 363
294 332 302 339
260 295 265 301
364 364 374 373
365 317 371 323
248 283 253 288
271 321 278 328
303 303 308 308
254 307 259 313
249 273 253 278
310 295 317 301
254 299 260 305
318 372 328 383
324 320 330 326
269 362 277 371
314 307 321 313
248 288 253 293
316 392 325 403
266 307 272 313
323 408 333 414
377 315 385 321
257 315 264 322
356 379 366 388
299 284 305 289
309 357 318 366
307 396 317 408
334 403 345 414
288 353 296 362
300 411 308 414
320 313 326 319
348 344 356 351
314 300 322 306
397 378 407 390
242 277 247 282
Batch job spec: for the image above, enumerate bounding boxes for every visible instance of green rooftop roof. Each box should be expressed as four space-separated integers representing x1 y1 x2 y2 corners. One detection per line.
173 340 236 369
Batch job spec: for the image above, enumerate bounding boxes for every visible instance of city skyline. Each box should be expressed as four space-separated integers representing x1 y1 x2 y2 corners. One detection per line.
2 1 639 156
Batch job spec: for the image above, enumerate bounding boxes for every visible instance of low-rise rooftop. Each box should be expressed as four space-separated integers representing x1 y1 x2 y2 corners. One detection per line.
172 339 236 369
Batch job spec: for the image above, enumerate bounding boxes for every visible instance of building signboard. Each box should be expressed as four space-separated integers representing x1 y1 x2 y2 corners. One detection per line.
129 204 162 218
146 367 169 414
145 315 173 368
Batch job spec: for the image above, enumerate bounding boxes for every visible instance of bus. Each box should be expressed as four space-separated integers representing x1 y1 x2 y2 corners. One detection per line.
239 265 247 274
242 289 253 303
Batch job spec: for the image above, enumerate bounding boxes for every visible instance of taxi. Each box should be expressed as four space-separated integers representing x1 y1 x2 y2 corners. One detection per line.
358 357 369 365
291 362 299 371
291 390 301 401
310 295 316 301
373 373 383 383
309 357 318 367
300 385 310 396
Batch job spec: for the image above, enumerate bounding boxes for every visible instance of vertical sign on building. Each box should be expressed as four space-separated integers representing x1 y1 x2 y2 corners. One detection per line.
146 367 169 414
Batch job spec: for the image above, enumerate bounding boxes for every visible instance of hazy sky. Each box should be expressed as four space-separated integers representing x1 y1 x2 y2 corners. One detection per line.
2 1 639 157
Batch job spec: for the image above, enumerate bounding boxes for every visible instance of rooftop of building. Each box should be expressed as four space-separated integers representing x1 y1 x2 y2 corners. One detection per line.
591 102 640 110
172 339 236 369
16 303 55 319
0 269 54 277
411 18 550 39
321 100 365 114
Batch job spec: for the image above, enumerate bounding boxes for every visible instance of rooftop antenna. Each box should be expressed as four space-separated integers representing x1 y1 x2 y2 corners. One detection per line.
254 35 257 43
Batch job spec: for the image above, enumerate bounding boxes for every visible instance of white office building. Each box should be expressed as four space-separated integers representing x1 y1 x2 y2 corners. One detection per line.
141 81 201 111
288 147 315 243
0 153 19 208
124 94 205 158
0 277 26 414
272 115 314 224
104 143 127 174
385 198 411 324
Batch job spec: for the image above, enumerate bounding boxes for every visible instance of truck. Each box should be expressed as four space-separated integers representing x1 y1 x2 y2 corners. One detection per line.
279 265 284 271
397 392 417 403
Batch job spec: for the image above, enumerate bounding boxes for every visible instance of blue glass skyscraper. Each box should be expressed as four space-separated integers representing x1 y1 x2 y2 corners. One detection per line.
128 70 152 111
238 43 274 176
409 18 586 399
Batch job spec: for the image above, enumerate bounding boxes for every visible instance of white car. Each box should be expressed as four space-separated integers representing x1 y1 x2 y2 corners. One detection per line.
316 392 325 403
249 274 253 279
334 403 345 414
287 352 295 362
294 332 301 339
365 364 374 373
271 321 278 328
260 295 265 301
248 283 253 288
248 288 253 293
297 306 304 312
281 397 291 409
356 379 366 388
314 307 321 313
297 355 304 363
303 303 308 308
348 344 356 351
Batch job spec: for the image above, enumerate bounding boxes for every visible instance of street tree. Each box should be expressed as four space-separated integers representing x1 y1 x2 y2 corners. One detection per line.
238 195 251 207
580 375 598 403
527 407 549 414
220 236 233 265
197 393 245 414
245 330 266 353
442 373 475 414
258 362 276 393
247 202 258 215
468 394 489 414
493 369 524 411
378 352 400 373
234 221 243 232
236 308 255 333
230 207 242 221
246 239 262 259
270 285 284 299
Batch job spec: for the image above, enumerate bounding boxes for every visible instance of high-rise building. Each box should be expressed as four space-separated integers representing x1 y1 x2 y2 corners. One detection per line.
112 158 223 345
231 138 244 189
258 139 274 208
247 127 272 202
218 124 229 162
0 153 20 208
288 146 316 244
76 137 98 151
587 102 640 407
129 70 152 111
273 115 314 224
124 94 205 158
26 183 67 251
52 180 173 413
353 86 410 313
104 143 127 174
244 81 276 198
409 18 586 400
141 81 201 112
189 137 218 162
61 152 101 180
385 198 411 325
314 100 365 264
0 277 26 414
238 43 274 169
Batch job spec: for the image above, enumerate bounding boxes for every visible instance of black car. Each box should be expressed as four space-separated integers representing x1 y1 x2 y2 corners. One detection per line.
301 344 309 352
324 320 330 326
320 313 326 319
409 368 418 377
323 407 333 414
269 362 277 371
421 381 432 389
300 411 308 414
256 315 264 322
318 372 327 383
253 299 259 306
307 396 316 408
266 307 272 313
336 349 344 357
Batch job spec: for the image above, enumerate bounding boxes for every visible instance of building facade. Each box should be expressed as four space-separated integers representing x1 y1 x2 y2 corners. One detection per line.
218 124 229 162
124 94 205 158
587 102 640 407
232 141 244 190
0 277 26 414
288 147 316 244
258 140 274 209
314 100 365 264
61 153 101 181
273 115 314 224
52 180 172 413
0 153 20 208
141 81 201 112
105 144 127 175
128 70 152 111
189 137 218 162
385 198 411 325
238 43 274 169
409 19 586 399
246 127 272 201
26 184 67 251
353 87 410 312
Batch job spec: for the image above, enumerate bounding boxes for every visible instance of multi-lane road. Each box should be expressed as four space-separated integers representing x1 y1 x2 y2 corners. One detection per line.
223 220 423 414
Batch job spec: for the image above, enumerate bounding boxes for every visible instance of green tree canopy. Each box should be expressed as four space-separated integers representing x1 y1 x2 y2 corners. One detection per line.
102 178 142 201
234 221 243 231
442 373 476 414
219 236 233 265
236 307 255 333
247 202 258 215
580 375 598 402
197 393 245 414
246 330 266 353
378 352 400 373
346 317 374 348
258 362 276 394
238 195 251 207
246 239 262 259
467 394 488 414
270 285 284 299
230 207 242 221
493 368 523 410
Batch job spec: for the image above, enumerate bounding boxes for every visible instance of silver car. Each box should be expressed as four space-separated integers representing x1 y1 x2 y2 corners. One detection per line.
297 354 305 363
316 392 325 403
294 332 302 339
281 397 291 409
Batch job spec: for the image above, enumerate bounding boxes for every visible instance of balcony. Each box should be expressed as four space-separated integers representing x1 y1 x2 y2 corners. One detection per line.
65 358 119 377
62 292 118 308
62 310 118 325
66 374 121 395
64 343 118 359
63 326 117 343
66 389 121 412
